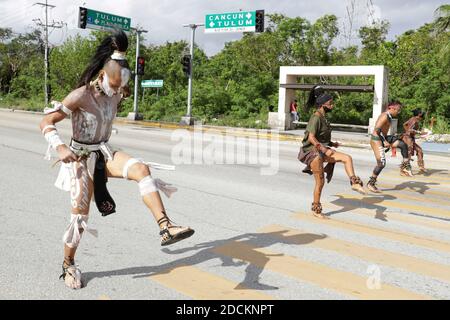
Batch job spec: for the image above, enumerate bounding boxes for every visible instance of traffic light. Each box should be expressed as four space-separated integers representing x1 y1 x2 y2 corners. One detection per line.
181 54 191 77
255 10 265 33
137 56 145 76
79 7 88 29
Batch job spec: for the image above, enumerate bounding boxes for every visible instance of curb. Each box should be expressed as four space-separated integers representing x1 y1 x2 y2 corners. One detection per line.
3 107 448 156
0 107 393 151
0 107 371 149
0 107 43 115
113 118 371 149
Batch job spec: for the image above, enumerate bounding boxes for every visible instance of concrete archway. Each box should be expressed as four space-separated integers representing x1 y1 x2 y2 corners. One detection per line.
267 65 396 134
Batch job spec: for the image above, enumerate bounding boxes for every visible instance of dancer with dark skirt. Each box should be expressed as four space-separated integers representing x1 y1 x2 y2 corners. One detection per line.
298 86 366 219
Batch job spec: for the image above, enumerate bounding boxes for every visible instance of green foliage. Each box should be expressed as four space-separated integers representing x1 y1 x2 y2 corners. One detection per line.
0 93 44 111
433 4 450 32
359 20 389 52
0 7 448 132
433 116 450 134
49 34 99 98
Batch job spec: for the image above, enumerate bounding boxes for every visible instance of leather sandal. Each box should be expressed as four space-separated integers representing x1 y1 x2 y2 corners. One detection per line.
157 214 195 246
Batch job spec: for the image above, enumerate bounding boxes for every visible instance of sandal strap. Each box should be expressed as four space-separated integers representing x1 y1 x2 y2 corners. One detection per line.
400 161 409 169
311 202 322 213
157 211 177 227
350 175 363 186
159 227 172 237
157 217 169 226
59 261 76 280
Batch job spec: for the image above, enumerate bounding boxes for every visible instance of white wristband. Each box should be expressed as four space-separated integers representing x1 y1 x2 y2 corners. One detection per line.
44 129 64 149
41 124 57 134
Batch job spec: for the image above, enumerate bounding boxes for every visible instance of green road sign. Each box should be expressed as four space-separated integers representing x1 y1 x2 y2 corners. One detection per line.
141 80 164 88
205 11 256 33
84 8 131 32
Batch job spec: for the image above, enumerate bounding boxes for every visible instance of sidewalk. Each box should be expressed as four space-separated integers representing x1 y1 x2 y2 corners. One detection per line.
1 107 448 155
113 118 450 156
113 117 371 148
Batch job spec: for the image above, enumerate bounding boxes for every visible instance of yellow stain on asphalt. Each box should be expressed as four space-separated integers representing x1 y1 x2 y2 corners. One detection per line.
383 172 450 186
321 201 450 232
258 224 450 284
378 183 450 198
335 193 450 219
148 265 274 300
292 212 450 254
212 241 431 300
373 188 450 206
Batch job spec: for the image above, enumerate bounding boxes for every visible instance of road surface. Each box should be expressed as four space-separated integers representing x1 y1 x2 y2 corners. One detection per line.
0 110 449 300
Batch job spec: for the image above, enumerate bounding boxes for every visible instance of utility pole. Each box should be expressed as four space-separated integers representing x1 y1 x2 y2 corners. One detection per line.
180 23 204 126
127 27 147 120
344 0 356 47
33 1 63 108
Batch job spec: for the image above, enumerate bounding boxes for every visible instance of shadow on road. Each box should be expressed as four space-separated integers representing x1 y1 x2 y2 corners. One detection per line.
382 181 439 194
327 194 398 221
83 229 327 291
417 168 449 177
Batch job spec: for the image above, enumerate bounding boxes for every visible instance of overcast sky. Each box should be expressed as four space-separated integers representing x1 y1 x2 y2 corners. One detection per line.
1 0 447 56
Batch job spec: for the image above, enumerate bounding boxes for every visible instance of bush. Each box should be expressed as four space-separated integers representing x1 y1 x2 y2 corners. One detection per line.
433 116 450 134
0 94 44 111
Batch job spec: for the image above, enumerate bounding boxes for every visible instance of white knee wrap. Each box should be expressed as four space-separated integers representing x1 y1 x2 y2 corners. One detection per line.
138 176 158 195
122 158 142 180
138 176 178 198
62 214 98 248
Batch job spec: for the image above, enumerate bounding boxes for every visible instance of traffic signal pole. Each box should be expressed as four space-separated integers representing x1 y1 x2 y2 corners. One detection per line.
186 25 196 120
180 23 204 126
128 27 147 121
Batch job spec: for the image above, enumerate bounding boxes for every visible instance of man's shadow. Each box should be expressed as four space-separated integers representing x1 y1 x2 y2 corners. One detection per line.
83 229 327 291
382 181 439 194
327 194 397 221
418 169 449 177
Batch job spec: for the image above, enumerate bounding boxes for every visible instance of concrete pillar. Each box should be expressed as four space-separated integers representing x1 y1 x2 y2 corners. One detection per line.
369 66 390 135
269 65 392 134
269 72 297 130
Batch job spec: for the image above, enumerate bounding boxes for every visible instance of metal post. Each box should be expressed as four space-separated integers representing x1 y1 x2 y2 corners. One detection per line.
128 28 147 120
44 0 48 108
186 25 195 118
33 1 62 109
180 23 204 125
133 32 140 113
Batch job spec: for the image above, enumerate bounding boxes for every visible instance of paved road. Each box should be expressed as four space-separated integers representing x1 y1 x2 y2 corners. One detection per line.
1 110 449 300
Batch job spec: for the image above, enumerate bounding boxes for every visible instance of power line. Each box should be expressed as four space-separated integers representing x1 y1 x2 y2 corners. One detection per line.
366 0 377 25
1 3 35 21
33 0 63 108
1 6 37 28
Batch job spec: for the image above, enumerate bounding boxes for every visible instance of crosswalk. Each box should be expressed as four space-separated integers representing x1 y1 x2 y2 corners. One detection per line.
142 169 450 299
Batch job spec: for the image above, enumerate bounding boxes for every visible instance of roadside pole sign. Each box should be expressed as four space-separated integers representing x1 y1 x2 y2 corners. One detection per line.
141 80 164 88
141 80 163 100
79 7 131 32
205 11 256 33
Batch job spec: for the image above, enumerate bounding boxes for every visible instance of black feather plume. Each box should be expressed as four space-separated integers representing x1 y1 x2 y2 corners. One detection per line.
77 29 129 88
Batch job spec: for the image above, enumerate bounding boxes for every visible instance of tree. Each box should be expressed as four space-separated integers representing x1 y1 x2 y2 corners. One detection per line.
0 11 448 130
434 4 450 33
1 29 44 96
359 20 389 49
